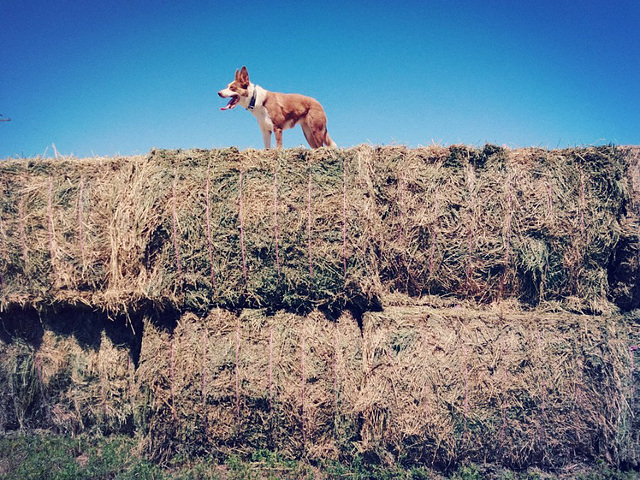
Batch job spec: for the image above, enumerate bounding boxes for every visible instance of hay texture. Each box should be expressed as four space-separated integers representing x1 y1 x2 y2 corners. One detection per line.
0 145 638 313
0 145 638 470
0 305 636 469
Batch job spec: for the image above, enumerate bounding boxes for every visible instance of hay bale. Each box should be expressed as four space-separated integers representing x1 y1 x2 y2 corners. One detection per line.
0 323 135 435
134 308 363 461
356 304 635 468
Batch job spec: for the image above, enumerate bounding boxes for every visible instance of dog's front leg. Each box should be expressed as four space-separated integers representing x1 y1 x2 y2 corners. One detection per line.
274 128 283 149
261 127 272 149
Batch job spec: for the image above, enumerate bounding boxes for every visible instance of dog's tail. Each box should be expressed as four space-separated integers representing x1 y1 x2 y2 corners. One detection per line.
325 131 338 149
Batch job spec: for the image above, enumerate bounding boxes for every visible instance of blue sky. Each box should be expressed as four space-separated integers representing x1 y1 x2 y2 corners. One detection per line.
1 0 639 158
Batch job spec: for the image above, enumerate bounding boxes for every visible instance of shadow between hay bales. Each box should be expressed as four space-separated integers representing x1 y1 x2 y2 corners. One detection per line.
0 301 184 369
0 305 44 348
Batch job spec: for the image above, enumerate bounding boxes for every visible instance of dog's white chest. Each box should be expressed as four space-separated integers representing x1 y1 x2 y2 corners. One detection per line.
242 85 273 132
250 104 273 132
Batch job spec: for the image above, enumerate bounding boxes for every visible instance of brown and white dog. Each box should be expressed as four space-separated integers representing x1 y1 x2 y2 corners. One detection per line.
218 66 337 149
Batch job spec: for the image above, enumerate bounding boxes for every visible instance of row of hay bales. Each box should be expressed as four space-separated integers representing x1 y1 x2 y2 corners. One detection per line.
0 145 638 313
0 303 637 468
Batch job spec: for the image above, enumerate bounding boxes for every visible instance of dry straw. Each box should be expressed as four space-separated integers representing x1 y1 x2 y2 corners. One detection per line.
0 145 638 313
0 305 636 468
0 145 638 469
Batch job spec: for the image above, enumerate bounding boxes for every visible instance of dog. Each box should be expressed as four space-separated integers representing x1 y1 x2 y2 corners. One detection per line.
218 66 337 149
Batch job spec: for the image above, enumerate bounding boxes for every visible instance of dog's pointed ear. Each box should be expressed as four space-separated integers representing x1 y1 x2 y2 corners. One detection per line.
235 68 241 81
240 66 250 86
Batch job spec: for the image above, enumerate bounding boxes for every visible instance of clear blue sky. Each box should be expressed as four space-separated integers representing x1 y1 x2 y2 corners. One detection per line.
1 0 639 158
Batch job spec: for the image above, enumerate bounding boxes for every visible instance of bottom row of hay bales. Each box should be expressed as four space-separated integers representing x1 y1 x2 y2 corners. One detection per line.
0 303 637 469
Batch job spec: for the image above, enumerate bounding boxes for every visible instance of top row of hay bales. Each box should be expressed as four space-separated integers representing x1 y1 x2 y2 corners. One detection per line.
0 145 638 314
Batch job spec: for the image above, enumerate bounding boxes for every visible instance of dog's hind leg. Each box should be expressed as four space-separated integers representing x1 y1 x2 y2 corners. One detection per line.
304 108 335 148
324 131 337 148
301 123 320 149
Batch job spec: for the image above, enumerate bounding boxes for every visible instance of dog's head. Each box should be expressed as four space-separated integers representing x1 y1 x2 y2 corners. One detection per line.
218 66 250 110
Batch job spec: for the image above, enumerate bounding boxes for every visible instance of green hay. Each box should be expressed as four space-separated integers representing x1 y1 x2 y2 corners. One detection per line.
0 145 638 470
0 145 637 314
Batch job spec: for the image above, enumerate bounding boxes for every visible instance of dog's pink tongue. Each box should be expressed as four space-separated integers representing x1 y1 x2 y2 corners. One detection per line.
220 98 236 111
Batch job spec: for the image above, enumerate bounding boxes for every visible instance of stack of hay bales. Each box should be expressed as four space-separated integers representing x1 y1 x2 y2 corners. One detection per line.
0 145 638 469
